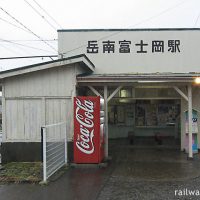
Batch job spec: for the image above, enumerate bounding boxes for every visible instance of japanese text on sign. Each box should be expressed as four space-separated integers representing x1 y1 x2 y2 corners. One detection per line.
86 40 180 54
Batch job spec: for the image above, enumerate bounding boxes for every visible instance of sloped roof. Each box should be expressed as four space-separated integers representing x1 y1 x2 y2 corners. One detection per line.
0 54 95 79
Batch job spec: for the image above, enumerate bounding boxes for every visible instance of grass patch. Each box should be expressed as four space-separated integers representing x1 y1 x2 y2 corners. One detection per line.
0 162 42 183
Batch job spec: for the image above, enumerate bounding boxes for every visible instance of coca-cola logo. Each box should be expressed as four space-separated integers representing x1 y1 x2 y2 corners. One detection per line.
75 98 95 154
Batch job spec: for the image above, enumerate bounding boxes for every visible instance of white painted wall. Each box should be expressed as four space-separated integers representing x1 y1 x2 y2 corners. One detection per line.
5 99 42 141
58 29 200 74
4 98 73 142
2 64 83 142
4 66 75 97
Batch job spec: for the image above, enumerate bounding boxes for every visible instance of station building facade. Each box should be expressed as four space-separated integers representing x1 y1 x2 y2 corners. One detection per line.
1 28 200 162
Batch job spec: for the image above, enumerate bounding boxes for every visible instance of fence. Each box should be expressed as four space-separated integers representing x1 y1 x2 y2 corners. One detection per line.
41 122 67 182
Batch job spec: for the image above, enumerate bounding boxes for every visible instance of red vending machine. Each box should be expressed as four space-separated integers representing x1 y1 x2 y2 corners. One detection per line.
74 96 105 164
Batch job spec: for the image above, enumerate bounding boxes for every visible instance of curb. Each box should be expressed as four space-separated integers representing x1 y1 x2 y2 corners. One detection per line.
70 162 108 168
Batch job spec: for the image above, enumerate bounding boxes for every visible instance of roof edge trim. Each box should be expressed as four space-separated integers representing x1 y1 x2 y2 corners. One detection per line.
0 54 95 79
58 28 200 32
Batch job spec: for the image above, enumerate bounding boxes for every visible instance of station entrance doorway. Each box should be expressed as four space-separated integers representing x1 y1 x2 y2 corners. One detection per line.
108 98 181 148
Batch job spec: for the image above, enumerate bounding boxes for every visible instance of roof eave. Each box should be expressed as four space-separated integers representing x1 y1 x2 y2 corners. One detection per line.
0 54 95 79
77 75 197 83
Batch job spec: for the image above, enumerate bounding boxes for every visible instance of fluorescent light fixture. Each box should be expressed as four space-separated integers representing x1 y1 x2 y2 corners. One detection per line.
119 99 130 103
194 77 200 84
120 89 131 97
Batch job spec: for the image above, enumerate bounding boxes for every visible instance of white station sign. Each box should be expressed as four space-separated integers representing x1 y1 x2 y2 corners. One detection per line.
58 29 200 74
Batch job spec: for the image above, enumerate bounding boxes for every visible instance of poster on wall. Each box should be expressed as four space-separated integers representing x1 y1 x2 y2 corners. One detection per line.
146 104 157 126
185 109 198 133
117 106 125 124
157 105 169 126
157 104 180 126
125 105 135 126
135 102 180 127
108 106 115 124
135 104 145 126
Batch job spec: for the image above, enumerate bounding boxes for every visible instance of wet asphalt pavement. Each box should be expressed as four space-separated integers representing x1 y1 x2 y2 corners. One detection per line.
1 138 200 200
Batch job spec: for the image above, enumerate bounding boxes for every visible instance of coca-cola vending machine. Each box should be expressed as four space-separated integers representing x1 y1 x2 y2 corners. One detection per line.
74 96 105 164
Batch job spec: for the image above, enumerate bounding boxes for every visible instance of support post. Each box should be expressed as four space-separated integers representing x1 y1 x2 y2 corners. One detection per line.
173 86 188 101
104 86 108 158
42 127 47 182
107 86 123 102
188 85 193 159
88 86 103 98
64 125 67 164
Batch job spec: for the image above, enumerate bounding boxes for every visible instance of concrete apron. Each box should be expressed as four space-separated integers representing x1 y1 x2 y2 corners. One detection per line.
0 138 200 200
109 138 200 182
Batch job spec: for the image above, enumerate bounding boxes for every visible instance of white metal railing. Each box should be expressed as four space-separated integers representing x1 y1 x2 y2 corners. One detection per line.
41 122 67 182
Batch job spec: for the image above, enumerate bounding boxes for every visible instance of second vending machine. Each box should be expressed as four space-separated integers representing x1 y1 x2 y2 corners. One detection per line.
74 96 105 164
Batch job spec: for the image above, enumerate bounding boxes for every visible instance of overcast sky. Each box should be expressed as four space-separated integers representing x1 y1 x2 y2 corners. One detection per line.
0 0 200 70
